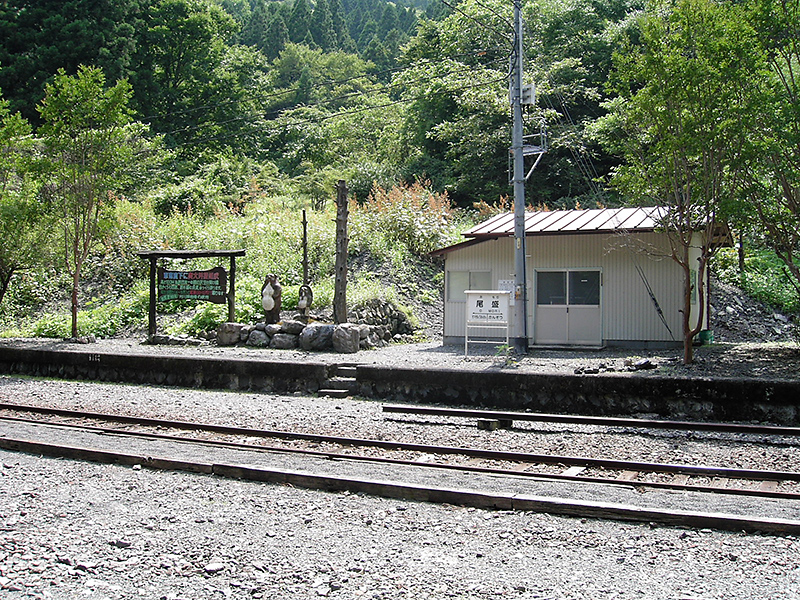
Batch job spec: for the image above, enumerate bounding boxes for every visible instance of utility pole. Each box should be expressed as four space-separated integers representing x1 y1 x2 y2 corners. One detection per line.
511 0 527 354
510 0 546 354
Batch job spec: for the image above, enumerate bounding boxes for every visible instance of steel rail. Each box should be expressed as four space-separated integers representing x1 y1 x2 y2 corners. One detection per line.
2 403 800 483
4 433 800 535
382 404 800 436
3 414 800 503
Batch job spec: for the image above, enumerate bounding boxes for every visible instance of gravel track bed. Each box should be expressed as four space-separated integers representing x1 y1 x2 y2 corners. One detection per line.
2 374 800 599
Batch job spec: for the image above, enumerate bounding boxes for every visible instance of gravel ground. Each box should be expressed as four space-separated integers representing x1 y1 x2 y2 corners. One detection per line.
2 373 800 599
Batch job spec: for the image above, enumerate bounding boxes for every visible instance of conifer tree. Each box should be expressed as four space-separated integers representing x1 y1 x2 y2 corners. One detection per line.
288 0 311 44
241 0 269 49
330 0 357 53
264 13 290 61
310 0 337 51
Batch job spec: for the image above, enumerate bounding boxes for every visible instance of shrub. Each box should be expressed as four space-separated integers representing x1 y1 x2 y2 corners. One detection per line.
348 182 460 262
714 247 800 313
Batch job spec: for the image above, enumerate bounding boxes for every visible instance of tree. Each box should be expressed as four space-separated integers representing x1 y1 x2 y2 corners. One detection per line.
241 0 269 49
598 0 767 363
396 0 512 206
132 0 237 140
288 0 311 44
0 94 45 306
0 0 144 123
743 0 800 292
309 0 337 51
263 13 290 61
38 66 153 338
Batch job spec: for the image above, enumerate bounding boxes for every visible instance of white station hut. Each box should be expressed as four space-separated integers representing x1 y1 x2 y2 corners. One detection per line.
432 206 729 349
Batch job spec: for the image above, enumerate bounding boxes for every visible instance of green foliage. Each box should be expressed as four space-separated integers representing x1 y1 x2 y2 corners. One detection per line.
21 283 150 339
714 248 800 313
38 65 157 337
348 182 461 267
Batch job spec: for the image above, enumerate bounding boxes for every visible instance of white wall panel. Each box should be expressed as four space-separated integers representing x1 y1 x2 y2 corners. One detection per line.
443 231 702 345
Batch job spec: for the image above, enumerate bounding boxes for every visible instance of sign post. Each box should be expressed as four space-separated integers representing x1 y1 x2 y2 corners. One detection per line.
464 290 511 355
137 249 245 341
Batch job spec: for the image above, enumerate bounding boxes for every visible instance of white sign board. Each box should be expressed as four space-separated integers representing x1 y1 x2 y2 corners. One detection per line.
466 290 510 323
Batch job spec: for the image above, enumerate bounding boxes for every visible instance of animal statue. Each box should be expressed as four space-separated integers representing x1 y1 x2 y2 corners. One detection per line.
297 284 313 321
261 274 282 324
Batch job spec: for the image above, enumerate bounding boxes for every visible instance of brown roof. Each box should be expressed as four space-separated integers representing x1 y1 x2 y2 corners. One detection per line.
464 207 666 238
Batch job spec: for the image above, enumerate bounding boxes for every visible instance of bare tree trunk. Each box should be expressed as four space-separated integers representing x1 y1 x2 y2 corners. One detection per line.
71 268 80 339
333 180 348 324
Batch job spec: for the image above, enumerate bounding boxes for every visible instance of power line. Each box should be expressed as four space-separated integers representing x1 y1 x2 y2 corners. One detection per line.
157 57 508 143
178 75 508 150
136 46 509 127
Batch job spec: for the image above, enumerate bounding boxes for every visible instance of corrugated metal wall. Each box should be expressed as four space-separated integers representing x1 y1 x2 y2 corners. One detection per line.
443 232 704 345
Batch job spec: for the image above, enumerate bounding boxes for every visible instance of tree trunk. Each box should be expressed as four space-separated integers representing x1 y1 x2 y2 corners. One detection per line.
333 180 348 324
71 268 80 339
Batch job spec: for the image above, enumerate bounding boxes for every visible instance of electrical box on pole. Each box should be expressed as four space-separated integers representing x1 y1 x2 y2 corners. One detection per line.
521 83 535 105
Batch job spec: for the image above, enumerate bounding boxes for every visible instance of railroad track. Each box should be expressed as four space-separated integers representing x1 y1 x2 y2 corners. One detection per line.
2 401 800 534
382 404 800 437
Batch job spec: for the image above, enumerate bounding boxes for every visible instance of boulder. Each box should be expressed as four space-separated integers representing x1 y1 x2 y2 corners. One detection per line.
217 323 244 347
246 330 269 347
333 323 360 354
280 319 306 335
299 323 335 351
270 333 299 350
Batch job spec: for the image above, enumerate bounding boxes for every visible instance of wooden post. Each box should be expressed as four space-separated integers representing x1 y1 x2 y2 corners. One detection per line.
148 257 157 339
333 180 348 324
228 255 237 323
302 209 309 285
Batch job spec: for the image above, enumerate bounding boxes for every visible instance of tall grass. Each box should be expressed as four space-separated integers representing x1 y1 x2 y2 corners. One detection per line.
1 181 473 338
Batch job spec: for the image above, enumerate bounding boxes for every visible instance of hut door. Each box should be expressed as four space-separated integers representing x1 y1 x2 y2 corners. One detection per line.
534 270 601 345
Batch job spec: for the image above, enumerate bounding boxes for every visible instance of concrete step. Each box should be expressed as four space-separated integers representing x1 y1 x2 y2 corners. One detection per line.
335 365 358 378
318 388 351 399
325 376 357 391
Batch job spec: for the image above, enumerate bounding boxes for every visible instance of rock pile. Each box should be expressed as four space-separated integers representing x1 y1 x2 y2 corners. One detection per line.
216 299 416 354
709 278 796 343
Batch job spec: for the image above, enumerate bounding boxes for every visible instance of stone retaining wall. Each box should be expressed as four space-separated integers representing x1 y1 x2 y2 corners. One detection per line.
0 347 330 394
2 346 800 425
355 365 800 425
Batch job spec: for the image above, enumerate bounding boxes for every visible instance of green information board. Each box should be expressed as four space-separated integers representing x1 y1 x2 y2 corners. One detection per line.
157 266 227 304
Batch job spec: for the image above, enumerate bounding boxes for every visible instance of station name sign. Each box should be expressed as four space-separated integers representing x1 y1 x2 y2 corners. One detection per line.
157 267 227 304
466 290 510 323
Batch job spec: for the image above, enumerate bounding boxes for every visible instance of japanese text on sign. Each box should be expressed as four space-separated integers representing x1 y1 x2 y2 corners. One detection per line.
466 291 510 323
157 267 227 304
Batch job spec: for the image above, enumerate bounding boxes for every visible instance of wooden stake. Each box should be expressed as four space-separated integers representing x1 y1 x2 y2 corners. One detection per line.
334 180 348 324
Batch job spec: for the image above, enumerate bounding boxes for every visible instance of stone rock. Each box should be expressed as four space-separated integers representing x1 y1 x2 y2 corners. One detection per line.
299 323 335 351
217 323 245 346
239 325 253 342
281 319 306 335
204 562 225 574
270 333 299 350
265 323 282 336
333 323 360 354
246 330 269 347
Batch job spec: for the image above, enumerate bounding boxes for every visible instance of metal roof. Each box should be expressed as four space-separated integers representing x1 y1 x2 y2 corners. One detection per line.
464 207 666 238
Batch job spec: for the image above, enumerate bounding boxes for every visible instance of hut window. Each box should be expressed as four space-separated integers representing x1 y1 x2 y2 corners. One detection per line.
569 271 600 305
447 270 491 302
